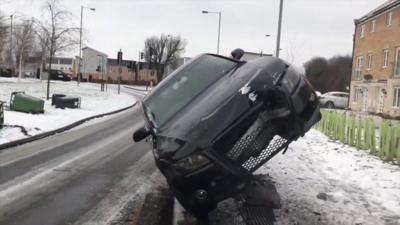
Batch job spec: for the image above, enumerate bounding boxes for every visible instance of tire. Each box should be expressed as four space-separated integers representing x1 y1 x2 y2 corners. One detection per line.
325 102 335 109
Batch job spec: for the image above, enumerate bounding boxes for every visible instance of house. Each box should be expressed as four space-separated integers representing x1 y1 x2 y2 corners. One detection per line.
78 47 108 82
49 57 74 75
107 58 136 82
136 61 159 83
349 0 400 117
20 56 74 79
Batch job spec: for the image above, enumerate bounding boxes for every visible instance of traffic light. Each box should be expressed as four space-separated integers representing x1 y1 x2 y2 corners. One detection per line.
140 52 144 59
96 65 101 72
117 50 123 65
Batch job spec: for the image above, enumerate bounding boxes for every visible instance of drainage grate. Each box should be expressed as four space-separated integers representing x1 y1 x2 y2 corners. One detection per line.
236 202 275 225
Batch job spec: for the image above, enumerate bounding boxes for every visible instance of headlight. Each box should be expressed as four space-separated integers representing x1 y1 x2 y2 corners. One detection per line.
172 154 210 173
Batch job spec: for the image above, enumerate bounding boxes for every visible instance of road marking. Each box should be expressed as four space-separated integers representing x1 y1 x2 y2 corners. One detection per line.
0 127 135 217
76 152 159 225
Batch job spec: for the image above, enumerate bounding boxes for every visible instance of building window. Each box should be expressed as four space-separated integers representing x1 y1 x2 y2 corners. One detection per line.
360 24 365 38
355 56 363 80
367 53 373 70
393 87 400 107
353 87 362 103
383 49 389 68
395 47 400 77
371 19 376 32
386 12 393 26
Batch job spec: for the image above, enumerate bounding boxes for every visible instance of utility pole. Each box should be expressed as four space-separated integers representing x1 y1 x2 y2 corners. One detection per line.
117 49 123 95
77 6 83 85
9 14 13 72
276 0 284 58
77 6 95 86
217 12 221 54
202 10 222 54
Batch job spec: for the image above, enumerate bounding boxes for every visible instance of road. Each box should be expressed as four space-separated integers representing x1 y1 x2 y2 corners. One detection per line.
0 88 157 225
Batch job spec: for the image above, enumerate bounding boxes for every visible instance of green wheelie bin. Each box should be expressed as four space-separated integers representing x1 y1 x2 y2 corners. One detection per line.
0 101 4 129
10 92 45 114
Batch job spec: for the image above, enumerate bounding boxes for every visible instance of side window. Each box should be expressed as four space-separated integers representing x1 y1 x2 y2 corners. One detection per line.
371 19 376 32
383 49 389 68
393 87 400 108
386 11 393 26
360 24 365 38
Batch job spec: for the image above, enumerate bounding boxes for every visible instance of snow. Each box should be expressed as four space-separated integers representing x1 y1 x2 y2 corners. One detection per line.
239 82 251 95
0 78 136 144
257 129 400 225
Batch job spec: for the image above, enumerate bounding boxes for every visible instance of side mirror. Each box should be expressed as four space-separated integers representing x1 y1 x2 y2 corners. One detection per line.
133 127 150 142
231 48 245 60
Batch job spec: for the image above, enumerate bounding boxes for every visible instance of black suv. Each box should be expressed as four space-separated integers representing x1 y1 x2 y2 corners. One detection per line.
134 50 321 218
49 70 71 81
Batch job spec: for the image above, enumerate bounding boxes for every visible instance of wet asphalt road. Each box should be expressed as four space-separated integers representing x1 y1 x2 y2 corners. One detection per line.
0 88 157 225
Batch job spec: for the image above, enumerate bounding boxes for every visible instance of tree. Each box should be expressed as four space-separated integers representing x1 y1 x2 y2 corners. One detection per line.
143 34 186 82
35 0 79 99
0 12 10 66
304 55 352 93
14 19 36 80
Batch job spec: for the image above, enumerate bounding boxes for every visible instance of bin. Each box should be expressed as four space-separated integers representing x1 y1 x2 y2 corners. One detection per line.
54 96 81 109
10 92 45 114
52 94 66 105
0 101 4 129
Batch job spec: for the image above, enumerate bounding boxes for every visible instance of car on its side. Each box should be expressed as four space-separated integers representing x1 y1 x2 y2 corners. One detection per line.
133 49 321 218
319 91 349 109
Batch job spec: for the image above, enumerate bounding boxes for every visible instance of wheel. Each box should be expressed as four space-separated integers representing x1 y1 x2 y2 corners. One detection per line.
325 102 335 109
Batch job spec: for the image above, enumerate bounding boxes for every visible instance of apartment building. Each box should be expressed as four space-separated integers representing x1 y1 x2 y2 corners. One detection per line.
350 0 400 117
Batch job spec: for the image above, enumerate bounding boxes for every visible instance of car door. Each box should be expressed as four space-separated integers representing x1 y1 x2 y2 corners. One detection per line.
342 93 349 108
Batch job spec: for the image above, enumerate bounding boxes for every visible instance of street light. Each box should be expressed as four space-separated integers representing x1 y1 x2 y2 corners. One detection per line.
202 10 221 54
5 12 24 72
77 6 95 86
276 0 284 58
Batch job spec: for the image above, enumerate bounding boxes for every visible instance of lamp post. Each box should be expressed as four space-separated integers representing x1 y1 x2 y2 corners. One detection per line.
7 12 23 73
275 0 284 58
77 6 95 86
202 10 221 54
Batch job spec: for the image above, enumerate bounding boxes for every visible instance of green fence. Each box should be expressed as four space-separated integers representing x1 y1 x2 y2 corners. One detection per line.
314 109 400 161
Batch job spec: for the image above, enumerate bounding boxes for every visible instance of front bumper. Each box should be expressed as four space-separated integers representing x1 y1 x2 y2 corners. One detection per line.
153 152 249 215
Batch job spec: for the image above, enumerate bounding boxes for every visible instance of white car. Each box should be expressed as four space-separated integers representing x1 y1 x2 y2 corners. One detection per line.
319 92 349 109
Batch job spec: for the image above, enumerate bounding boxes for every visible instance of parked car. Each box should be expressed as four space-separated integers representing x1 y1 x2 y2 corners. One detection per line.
133 49 321 218
49 70 72 81
319 91 349 109
0 68 12 77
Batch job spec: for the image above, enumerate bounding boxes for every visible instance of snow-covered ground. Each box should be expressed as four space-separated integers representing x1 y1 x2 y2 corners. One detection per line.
0 78 136 144
258 129 400 225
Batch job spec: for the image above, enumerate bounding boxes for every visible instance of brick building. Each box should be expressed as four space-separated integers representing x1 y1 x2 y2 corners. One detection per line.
349 0 400 117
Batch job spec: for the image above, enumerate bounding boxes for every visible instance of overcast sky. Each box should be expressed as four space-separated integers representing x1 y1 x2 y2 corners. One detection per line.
1 0 386 65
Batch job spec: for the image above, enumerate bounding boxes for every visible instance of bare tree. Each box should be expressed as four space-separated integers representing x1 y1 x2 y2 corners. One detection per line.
304 55 352 93
35 0 79 99
144 34 186 82
14 19 36 80
0 12 10 66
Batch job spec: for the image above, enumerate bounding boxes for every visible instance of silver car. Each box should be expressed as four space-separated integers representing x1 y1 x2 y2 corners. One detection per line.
319 91 349 109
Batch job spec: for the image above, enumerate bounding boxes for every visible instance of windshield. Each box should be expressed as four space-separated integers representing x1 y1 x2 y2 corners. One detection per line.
144 54 238 128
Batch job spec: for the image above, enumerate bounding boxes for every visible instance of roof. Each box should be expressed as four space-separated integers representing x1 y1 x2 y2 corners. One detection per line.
356 0 400 24
107 58 136 67
50 57 73 65
82 47 108 57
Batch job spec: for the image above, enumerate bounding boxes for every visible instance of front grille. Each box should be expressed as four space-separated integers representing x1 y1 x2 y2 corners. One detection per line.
226 120 288 173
